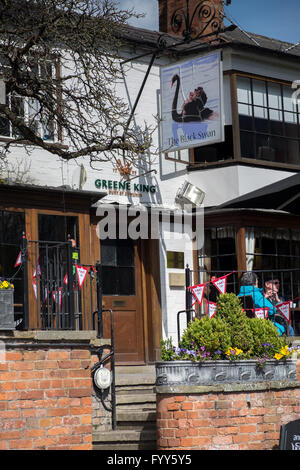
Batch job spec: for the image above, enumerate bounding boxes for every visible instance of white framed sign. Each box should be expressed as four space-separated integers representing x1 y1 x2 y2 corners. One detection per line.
160 51 224 153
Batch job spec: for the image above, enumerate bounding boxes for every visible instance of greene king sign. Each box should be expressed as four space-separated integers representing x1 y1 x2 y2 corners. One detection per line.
95 178 156 197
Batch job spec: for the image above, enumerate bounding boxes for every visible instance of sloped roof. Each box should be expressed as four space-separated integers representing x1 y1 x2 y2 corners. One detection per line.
117 22 300 60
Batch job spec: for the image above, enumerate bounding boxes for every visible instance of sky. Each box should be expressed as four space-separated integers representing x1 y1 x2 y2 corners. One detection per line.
117 0 300 45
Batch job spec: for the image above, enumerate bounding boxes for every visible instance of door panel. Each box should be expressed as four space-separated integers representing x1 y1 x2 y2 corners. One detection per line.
101 239 145 364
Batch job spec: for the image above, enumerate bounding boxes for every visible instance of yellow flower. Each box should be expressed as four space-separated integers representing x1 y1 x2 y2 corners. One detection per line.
2 281 9 288
274 353 283 360
280 346 290 356
10 284 14 289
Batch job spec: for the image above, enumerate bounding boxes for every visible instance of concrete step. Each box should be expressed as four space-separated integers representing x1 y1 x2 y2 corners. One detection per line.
93 429 157 450
116 410 156 431
116 393 156 406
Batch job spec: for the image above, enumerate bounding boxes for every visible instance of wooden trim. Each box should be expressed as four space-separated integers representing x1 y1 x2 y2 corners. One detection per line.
236 226 246 273
230 72 241 161
232 70 294 87
25 208 39 329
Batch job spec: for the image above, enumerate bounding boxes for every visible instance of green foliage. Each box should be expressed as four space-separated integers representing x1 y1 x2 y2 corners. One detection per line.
161 293 290 362
180 316 231 357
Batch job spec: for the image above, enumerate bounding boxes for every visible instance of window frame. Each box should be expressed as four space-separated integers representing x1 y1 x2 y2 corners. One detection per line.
0 58 62 144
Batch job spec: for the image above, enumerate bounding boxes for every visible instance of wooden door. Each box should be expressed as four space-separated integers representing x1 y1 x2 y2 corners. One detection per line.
101 239 145 364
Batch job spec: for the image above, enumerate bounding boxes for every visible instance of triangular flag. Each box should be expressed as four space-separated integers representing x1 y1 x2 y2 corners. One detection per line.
207 301 217 318
189 284 206 305
33 259 41 278
254 308 269 319
14 251 22 267
276 301 291 323
211 275 227 295
63 274 68 285
52 287 62 309
75 265 89 289
32 279 37 299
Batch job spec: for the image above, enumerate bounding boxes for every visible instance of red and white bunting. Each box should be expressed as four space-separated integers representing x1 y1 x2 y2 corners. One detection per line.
276 301 291 323
14 251 22 268
32 279 37 298
32 260 41 278
207 301 217 318
52 287 62 309
189 284 206 305
75 265 89 289
254 308 269 319
63 274 68 285
211 275 227 295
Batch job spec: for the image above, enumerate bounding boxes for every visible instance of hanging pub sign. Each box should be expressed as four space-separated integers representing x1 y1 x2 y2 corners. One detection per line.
160 51 224 153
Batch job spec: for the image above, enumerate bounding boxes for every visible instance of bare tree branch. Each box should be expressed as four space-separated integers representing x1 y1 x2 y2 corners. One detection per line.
0 0 156 171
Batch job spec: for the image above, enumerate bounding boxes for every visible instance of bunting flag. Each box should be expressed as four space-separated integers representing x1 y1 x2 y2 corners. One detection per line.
254 308 269 319
32 279 37 298
14 251 22 268
207 300 217 318
276 301 291 324
52 287 62 309
211 275 227 295
189 283 206 306
75 264 89 289
32 259 41 278
63 274 68 285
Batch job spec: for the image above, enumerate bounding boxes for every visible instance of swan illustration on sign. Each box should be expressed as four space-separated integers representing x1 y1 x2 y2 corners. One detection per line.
160 52 224 153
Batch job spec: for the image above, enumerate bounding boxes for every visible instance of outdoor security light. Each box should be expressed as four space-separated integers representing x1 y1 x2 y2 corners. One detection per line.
176 181 205 207
93 365 112 390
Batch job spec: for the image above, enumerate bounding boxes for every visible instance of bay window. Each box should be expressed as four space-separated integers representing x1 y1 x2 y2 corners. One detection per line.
237 76 300 165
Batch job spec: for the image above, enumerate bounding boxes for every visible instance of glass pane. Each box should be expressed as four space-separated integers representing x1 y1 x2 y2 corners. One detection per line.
0 116 10 136
254 116 268 133
239 113 252 130
240 131 255 158
167 251 184 269
269 109 283 122
237 77 252 104
101 241 117 267
284 112 297 124
252 80 267 107
256 135 275 161
254 106 268 119
268 83 282 109
269 116 283 135
238 103 252 117
286 139 300 164
283 86 296 112
38 214 79 243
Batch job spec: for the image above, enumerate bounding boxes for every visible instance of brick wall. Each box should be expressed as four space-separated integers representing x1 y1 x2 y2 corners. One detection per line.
0 332 109 450
157 360 300 450
158 0 224 36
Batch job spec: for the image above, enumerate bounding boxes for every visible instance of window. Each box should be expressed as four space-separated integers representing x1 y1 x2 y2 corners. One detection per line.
101 239 135 296
0 211 25 308
237 76 300 165
0 62 56 141
193 125 234 164
200 227 237 273
167 251 184 269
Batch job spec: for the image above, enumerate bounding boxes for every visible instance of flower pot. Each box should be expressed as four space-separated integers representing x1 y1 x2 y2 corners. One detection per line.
156 359 297 386
0 289 15 330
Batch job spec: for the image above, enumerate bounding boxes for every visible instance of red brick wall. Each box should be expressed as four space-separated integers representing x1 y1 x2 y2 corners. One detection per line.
157 360 300 450
0 346 97 450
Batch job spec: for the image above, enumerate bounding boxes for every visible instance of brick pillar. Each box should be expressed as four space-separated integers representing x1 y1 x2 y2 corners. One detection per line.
158 0 225 39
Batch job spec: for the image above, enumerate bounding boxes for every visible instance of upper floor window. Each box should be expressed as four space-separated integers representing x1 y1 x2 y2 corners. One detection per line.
237 76 300 165
0 61 56 142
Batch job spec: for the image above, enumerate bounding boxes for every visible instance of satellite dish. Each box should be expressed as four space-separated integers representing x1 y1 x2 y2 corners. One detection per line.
72 164 87 190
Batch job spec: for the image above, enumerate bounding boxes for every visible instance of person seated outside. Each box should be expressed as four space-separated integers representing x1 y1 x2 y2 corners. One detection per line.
264 277 294 336
237 271 285 336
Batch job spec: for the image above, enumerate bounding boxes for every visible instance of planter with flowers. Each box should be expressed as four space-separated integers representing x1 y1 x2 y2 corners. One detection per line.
0 279 15 330
156 293 299 387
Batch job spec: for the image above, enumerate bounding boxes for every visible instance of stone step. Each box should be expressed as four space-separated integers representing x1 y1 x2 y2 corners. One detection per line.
116 410 156 431
93 429 156 444
116 393 156 406
93 441 156 451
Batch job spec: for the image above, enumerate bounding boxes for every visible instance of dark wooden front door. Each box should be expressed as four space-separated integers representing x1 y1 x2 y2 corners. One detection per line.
101 239 145 364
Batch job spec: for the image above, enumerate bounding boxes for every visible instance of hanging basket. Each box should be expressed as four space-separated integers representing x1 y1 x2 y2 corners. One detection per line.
0 289 15 330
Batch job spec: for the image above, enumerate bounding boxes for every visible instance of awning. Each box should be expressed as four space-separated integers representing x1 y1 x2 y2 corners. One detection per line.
217 173 300 215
